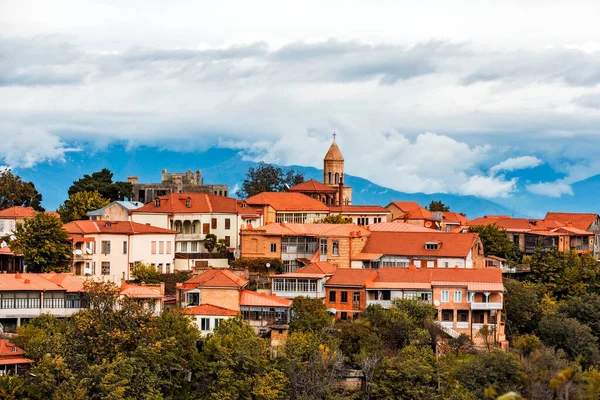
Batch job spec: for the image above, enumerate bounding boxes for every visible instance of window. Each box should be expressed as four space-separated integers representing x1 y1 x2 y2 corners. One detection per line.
159 241 164 254
180 242 188 252
320 238 328 255
186 199 191 208
414 260 421 268
513 235 520 245
187 292 199 306
203 223 210 234
425 242 439 250
191 242 198 252
329 291 336 302
442 310 453 321
270 243 277 252
0 221 4 231
441 290 449 303
123 241 127 254
201 318 211 331
166 241 172 254
352 292 360 303
444 262 449 268
225 218 231 229
341 291 348 303
454 290 462 303
155 199 160 207
328 172 332 184
420 292 431 301
151 241 157 254
332 241 339 256
101 262 110 275
101 241 111 254
211 218 217 229
215 318 222 328
225 236 231 247
427 261 434 268
340 311 347 320
9 221 14 231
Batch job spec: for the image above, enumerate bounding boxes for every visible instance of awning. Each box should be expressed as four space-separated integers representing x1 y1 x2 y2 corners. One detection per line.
353 253 383 261
72 237 95 243
0 357 33 365
326 308 337 314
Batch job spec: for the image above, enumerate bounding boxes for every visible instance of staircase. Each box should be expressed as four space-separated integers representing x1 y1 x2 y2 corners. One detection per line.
435 321 461 339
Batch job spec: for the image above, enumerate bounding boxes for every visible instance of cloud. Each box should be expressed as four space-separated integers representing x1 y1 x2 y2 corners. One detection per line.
573 92 600 109
490 156 543 174
461 175 518 198
0 123 70 168
526 180 574 197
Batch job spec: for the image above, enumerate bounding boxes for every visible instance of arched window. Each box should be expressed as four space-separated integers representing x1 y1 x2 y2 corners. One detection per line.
328 172 332 184
335 173 339 184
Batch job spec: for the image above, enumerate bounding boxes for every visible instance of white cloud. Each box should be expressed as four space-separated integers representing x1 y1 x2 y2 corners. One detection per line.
0 123 69 168
526 181 574 197
490 156 543 174
461 175 518 198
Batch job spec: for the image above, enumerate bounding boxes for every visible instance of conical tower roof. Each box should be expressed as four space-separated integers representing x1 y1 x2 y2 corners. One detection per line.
324 138 344 161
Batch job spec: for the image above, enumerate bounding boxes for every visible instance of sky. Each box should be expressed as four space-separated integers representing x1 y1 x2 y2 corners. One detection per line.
2 0 600 202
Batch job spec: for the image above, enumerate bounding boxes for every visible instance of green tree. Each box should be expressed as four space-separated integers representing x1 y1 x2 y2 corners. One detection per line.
455 351 525 398
131 262 161 283
319 214 353 224
68 168 132 201
58 191 110 223
537 313 600 367
0 373 26 400
203 233 217 253
448 333 473 356
289 297 333 334
521 347 577 400
428 200 449 212
215 238 228 253
469 224 521 263
0 168 44 211
238 162 304 198
504 279 543 336
558 293 600 333
9 212 72 272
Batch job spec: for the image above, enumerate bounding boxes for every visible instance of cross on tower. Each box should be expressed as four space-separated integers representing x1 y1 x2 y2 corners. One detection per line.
332 132 337 141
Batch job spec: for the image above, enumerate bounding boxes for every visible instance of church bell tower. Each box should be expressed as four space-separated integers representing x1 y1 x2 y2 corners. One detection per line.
323 133 352 205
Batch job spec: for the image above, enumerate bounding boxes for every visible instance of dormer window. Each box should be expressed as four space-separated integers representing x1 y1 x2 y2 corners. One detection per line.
425 242 439 250
11 346 16 352
155 199 161 207
186 199 191 208
105 222 112 228
241 203 247 208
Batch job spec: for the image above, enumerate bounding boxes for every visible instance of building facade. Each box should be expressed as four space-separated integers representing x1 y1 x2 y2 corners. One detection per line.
87 201 144 221
128 169 229 203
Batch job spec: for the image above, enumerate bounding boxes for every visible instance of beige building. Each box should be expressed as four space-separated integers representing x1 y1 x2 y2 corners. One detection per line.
64 220 177 282
131 193 263 270
87 201 144 221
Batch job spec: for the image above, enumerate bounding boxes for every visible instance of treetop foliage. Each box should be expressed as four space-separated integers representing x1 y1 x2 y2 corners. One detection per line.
428 200 450 212
469 224 522 263
318 214 353 224
68 168 132 202
0 168 43 211
238 162 304 198
58 191 110 223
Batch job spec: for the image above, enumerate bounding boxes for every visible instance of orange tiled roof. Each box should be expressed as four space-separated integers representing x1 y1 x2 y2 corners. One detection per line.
0 206 58 219
360 231 479 258
0 243 17 256
246 222 370 238
289 179 338 193
179 269 249 290
240 290 292 307
120 282 163 298
296 261 337 275
40 273 85 292
0 357 34 365
387 201 423 212
329 205 389 214
0 274 65 291
441 212 468 225
366 222 436 233
370 266 502 286
63 220 176 235
245 192 330 211
325 268 377 287
0 340 25 357
545 212 599 231
324 140 344 161
133 193 256 215
183 304 239 316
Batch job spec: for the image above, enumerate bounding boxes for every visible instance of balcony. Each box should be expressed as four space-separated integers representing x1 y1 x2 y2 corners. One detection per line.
470 302 503 310
273 290 325 300
73 253 93 261
456 321 469 329
472 323 495 330
439 321 454 329
366 299 392 309
177 233 204 240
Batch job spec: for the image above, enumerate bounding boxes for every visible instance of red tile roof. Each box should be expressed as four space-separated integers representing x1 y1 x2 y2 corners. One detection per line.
289 179 338 193
366 222 436 233
329 205 390 214
244 192 330 211
179 269 248 290
0 243 17 256
0 274 65 291
0 357 34 365
371 266 502 286
0 206 60 219
41 273 85 292
545 212 599 231
63 220 176 235
0 340 25 357
246 222 370 238
324 268 377 287
183 304 239 316
133 193 253 215
296 261 337 275
240 290 292 307
120 282 164 298
324 140 344 161
360 231 480 258
441 212 468 225
387 201 424 212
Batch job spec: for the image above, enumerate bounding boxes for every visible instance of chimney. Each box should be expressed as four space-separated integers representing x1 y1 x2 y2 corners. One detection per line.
280 222 285 227
408 265 417 271
24 279 31 284
15 273 21 279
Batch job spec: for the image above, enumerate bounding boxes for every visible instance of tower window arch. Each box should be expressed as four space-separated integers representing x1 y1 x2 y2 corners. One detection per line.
328 172 332 184
335 173 339 184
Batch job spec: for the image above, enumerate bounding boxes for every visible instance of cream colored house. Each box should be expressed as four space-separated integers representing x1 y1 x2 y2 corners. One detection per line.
131 193 262 270
63 220 177 282
87 201 144 221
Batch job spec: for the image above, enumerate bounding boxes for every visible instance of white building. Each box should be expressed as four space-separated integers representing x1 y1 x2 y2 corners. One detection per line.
0 206 60 237
131 193 262 270
183 304 238 336
63 220 177 282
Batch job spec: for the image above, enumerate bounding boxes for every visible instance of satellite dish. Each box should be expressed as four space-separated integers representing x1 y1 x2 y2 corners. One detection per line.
433 299 440 306
266 263 271 268
0 241 6 248
9 236 16 241
425 221 433 228
73 249 83 255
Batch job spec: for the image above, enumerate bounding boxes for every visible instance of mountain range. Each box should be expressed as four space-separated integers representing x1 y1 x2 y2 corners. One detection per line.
13 144 600 218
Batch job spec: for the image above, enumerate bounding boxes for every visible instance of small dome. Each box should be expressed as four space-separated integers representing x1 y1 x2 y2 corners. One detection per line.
324 139 344 161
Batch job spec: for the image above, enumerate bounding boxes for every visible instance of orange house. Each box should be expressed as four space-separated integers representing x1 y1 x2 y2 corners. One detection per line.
324 269 377 320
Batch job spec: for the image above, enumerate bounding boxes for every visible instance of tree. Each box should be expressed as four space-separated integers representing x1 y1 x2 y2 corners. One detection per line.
0 168 43 211
238 162 304 198
319 214 353 224
131 262 161 283
455 351 525 398
68 168 132 201
558 293 600 333
203 233 217 253
215 238 228 253
537 313 600 367
9 212 72 272
58 191 110 223
448 333 473 356
289 297 333 333
0 373 26 400
504 279 543 336
428 200 449 212
469 224 521 263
